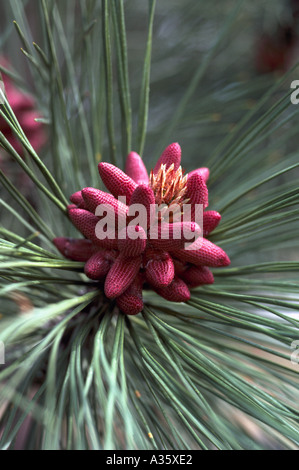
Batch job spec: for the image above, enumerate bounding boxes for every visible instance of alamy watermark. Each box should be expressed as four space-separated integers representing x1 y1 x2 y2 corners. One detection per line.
0 80 5 105
290 81 299 104
93 199 203 250
0 341 5 365
290 340 299 366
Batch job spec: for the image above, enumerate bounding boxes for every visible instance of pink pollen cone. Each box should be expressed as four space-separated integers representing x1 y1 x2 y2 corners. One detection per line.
154 276 191 302
180 266 214 287
81 187 128 216
203 211 221 237
116 273 144 315
129 184 156 228
185 173 209 218
67 204 78 211
125 151 149 185
70 191 88 209
104 254 141 299
145 253 175 288
154 142 181 174
173 238 231 267
53 237 95 262
150 221 201 252
188 167 210 183
98 162 137 204
84 251 112 280
68 207 117 249
118 226 147 257
0 59 46 155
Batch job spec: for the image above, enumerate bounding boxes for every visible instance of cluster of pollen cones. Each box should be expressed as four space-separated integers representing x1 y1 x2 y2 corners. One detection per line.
54 143 230 315
0 58 46 157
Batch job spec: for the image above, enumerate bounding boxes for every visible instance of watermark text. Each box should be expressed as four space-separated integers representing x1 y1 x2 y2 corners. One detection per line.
0 341 5 365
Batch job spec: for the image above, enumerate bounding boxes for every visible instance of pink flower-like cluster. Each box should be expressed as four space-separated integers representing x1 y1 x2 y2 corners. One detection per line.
54 143 230 315
0 58 46 156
